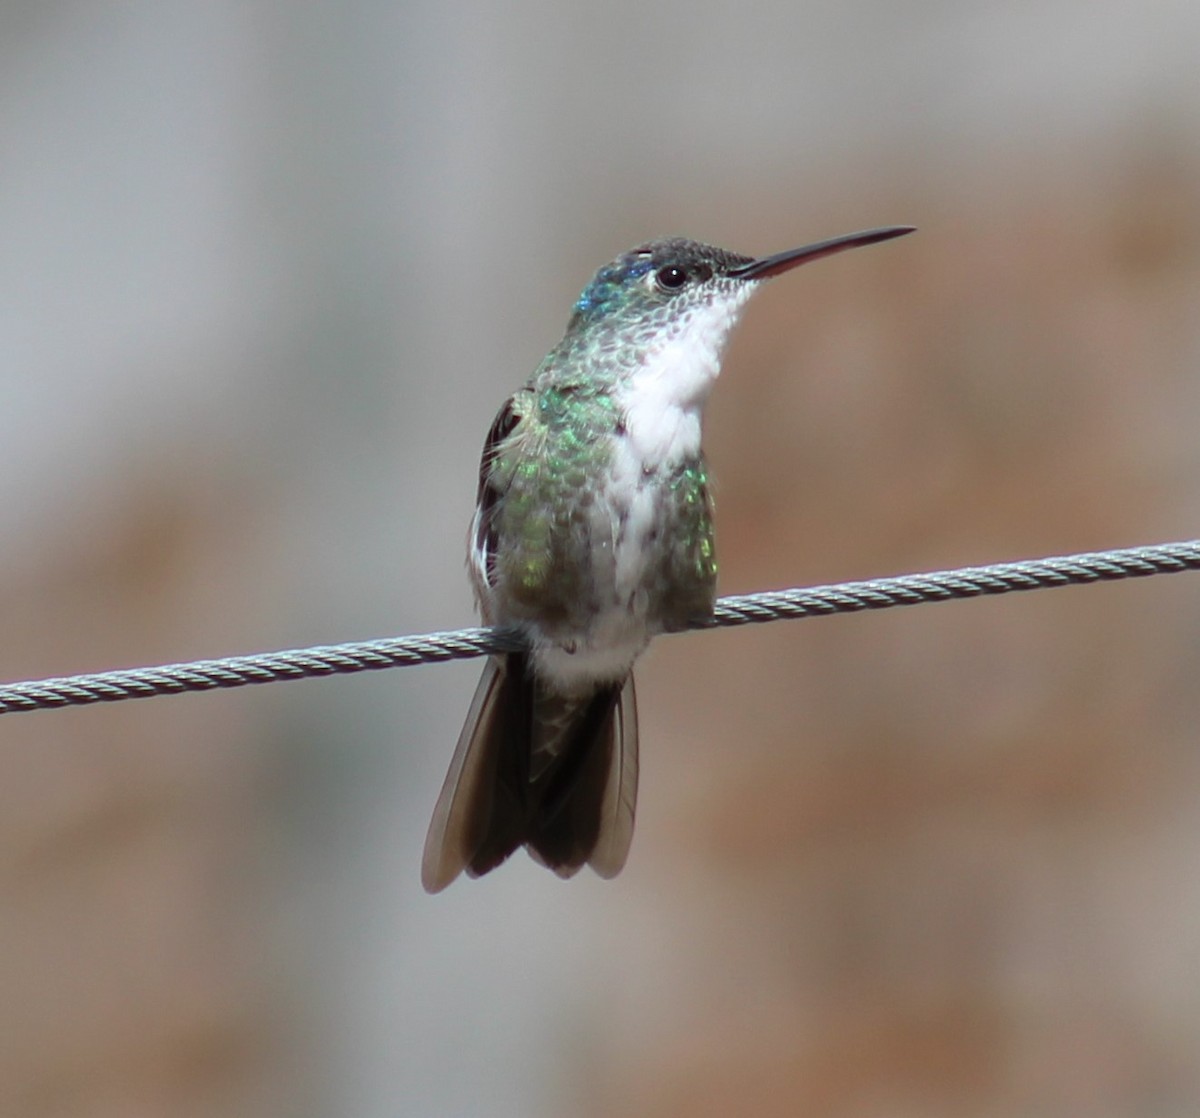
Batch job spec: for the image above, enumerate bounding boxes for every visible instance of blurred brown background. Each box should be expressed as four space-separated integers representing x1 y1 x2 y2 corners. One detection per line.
2 4 1200 1116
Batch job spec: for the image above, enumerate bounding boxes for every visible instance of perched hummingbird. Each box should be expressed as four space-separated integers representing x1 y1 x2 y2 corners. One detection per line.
422 224 914 893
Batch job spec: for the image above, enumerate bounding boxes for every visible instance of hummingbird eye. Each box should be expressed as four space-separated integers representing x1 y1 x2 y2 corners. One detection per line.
655 265 688 291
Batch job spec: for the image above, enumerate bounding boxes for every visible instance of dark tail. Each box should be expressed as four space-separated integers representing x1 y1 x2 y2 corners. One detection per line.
421 652 638 893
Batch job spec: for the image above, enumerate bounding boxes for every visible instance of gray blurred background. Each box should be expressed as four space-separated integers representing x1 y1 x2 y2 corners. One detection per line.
2 2 1200 1115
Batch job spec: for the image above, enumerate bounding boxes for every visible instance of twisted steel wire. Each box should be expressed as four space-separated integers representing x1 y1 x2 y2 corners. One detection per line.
2 540 1198 716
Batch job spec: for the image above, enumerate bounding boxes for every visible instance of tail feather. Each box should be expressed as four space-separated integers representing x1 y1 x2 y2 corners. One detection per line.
586 677 638 879
421 652 639 893
420 656 526 892
525 682 622 875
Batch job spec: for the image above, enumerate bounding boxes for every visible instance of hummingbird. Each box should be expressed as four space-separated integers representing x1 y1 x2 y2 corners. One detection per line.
421 224 914 893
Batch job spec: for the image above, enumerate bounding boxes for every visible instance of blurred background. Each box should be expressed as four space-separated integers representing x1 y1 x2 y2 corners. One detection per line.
2 2 1200 1115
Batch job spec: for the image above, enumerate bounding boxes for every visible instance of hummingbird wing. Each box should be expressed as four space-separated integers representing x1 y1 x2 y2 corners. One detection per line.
469 393 525 604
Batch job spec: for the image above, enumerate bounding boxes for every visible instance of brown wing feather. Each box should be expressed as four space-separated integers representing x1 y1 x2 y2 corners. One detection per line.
471 395 524 597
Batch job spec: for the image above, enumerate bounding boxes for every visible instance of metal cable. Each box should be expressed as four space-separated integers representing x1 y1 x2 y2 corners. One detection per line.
2 539 1198 716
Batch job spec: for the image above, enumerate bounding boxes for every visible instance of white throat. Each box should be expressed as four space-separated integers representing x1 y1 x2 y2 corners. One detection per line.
615 288 754 469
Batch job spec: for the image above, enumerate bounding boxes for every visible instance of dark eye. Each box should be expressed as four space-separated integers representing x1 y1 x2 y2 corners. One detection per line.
655 265 688 291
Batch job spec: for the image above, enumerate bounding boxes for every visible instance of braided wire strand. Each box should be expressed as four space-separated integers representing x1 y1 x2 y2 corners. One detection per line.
2 540 1198 716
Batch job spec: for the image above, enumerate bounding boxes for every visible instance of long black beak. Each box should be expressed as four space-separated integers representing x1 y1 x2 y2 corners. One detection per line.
729 225 915 281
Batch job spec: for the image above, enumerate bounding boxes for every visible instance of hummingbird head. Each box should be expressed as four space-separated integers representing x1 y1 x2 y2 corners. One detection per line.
558 226 914 409
570 225 915 327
